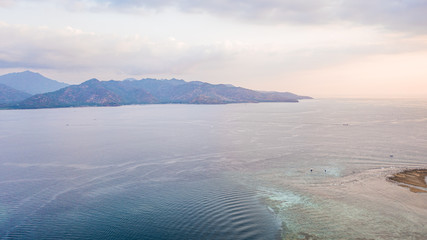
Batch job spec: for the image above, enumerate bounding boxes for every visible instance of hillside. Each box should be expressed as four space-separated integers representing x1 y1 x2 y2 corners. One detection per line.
0 83 32 104
0 71 69 95
14 78 311 109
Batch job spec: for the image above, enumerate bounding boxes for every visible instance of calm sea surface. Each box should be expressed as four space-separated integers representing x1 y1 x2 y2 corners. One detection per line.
0 99 426 239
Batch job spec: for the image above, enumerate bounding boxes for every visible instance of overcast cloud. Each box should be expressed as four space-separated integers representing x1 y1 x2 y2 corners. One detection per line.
23 0 426 34
0 0 426 97
0 21 239 77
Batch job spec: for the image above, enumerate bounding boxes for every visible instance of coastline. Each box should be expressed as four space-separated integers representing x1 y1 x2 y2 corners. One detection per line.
257 167 427 239
387 169 427 193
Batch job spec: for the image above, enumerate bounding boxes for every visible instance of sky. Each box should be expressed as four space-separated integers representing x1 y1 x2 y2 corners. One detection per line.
1 0 427 98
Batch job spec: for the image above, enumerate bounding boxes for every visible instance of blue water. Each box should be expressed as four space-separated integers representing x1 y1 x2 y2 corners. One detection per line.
1 99 427 239
3 179 278 240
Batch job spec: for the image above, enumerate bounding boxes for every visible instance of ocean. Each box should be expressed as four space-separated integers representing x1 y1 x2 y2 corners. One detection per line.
0 99 426 239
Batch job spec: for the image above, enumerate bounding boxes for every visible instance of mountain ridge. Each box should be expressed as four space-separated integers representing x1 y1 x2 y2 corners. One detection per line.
0 83 32 104
13 78 311 109
0 71 312 109
0 71 69 95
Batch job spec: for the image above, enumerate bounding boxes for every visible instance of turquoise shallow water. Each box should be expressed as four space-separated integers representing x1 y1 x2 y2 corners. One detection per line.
1 99 427 239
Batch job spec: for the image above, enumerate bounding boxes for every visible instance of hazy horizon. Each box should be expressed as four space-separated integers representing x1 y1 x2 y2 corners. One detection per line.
1 1 427 98
4 69 427 99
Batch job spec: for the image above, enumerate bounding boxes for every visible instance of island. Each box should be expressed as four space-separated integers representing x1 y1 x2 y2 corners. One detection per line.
0 71 312 109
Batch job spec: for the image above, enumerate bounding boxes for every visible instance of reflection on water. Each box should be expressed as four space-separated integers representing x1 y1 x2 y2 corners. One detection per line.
1 99 427 239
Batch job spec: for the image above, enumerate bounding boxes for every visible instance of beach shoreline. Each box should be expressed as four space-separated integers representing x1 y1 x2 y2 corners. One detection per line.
387 169 427 193
260 167 427 239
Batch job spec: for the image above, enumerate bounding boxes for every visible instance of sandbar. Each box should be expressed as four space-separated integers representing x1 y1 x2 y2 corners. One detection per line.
387 169 427 193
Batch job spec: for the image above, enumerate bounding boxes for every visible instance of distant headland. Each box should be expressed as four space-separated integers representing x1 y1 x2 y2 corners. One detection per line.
0 71 312 109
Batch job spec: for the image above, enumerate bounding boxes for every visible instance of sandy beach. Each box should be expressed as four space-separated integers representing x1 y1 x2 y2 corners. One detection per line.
273 167 427 239
387 169 427 193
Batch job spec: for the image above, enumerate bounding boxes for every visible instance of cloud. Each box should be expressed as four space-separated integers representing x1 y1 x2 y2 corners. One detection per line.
338 0 427 34
0 22 239 77
3 1 427 34
46 0 427 35
0 0 14 7
2 18 427 85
